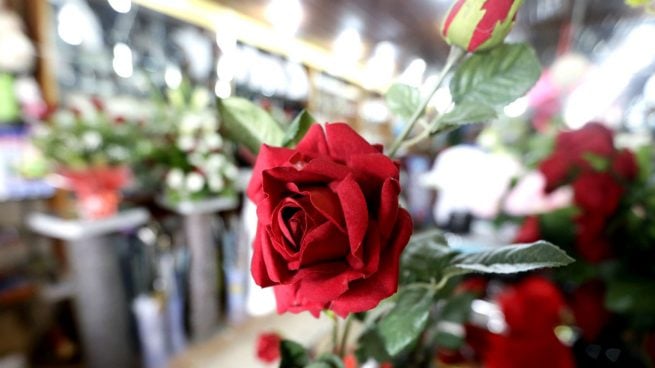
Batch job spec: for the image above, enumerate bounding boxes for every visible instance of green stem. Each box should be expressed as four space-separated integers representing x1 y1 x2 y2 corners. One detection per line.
327 311 339 355
388 46 466 158
338 314 354 358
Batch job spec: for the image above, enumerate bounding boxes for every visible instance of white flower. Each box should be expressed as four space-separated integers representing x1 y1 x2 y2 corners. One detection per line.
206 153 226 170
223 163 238 180
208 174 225 192
166 169 185 189
179 114 202 134
176 135 195 151
204 133 223 150
185 172 205 193
107 145 128 161
201 116 218 131
82 131 102 150
53 111 75 127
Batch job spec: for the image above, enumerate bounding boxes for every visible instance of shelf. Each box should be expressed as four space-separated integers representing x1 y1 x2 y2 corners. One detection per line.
26 208 150 241
158 196 239 216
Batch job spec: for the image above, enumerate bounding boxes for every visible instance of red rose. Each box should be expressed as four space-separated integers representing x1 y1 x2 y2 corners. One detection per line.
247 123 413 317
575 213 613 263
612 148 638 182
442 0 524 52
256 332 281 363
570 280 610 342
540 123 615 191
539 152 573 192
556 122 614 160
484 277 574 368
573 172 623 215
514 216 541 243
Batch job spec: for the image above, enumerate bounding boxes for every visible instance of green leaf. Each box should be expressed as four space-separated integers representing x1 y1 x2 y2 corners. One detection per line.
217 97 285 153
434 330 464 350
378 288 434 356
445 241 574 277
401 230 456 284
606 279 655 314
385 83 421 119
356 329 392 363
306 354 345 368
283 110 316 147
279 339 310 368
450 43 541 108
432 293 476 350
435 102 498 129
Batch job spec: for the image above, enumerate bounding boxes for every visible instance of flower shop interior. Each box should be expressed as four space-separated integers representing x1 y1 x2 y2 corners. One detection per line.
1 0 655 367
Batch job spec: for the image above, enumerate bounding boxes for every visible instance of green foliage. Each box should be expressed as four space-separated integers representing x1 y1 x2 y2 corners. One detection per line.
444 241 574 277
385 84 421 120
400 230 455 284
606 278 655 314
434 101 498 129
355 329 392 363
217 97 285 153
378 288 435 356
283 110 316 147
279 340 310 368
306 354 345 368
450 43 541 108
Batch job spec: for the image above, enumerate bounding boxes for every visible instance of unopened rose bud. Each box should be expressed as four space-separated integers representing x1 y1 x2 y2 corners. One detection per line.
442 0 524 52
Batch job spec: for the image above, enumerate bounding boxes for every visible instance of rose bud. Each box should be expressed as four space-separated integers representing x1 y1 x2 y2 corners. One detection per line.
255 332 281 363
247 123 413 317
442 0 524 52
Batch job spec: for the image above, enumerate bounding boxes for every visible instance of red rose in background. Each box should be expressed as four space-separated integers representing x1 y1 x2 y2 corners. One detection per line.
484 277 574 368
540 122 615 191
247 123 413 317
612 149 638 181
573 172 623 215
514 216 541 243
570 280 610 342
575 214 613 263
256 332 281 363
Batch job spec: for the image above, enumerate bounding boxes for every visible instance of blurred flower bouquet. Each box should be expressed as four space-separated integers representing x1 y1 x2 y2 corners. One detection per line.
148 83 238 204
512 123 655 366
32 98 142 218
215 0 580 367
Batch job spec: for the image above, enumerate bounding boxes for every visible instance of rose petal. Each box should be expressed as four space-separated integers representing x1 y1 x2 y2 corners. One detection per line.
325 123 380 162
299 222 350 267
296 124 330 156
377 178 401 240
330 209 413 317
247 145 295 203
251 224 281 287
332 175 368 255
274 283 324 317
306 187 346 232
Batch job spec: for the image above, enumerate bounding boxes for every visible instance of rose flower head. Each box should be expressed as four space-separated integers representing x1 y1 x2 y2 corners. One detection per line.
442 0 524 52
247 123 413 317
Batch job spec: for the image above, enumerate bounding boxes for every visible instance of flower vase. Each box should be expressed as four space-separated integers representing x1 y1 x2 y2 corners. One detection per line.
58 166 131 220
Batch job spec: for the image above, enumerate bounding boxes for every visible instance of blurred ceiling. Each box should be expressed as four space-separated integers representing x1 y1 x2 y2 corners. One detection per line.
213 0 645 67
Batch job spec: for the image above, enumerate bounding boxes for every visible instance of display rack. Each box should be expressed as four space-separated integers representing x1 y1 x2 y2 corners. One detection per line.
159 196 239 341
26 208 150 368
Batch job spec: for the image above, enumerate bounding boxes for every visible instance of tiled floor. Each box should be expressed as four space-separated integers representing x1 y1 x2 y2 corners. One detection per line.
171 312 332 368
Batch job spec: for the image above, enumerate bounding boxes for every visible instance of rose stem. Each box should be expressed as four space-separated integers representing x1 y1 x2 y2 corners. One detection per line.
387 46 465 158
327 311 340 355
338 314 354 358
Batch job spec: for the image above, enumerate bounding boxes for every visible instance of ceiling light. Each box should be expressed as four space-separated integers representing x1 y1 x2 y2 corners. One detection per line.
333 28 364 65
108 0 132 13
112 43 133 78
266 0 303 36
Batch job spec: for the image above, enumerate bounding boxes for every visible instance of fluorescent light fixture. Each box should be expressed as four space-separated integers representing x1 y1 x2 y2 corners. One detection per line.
266 0 304 36
57 3 84 45
164 65 182 89
108 0 132 13
332 27 364 69
112 43 133 78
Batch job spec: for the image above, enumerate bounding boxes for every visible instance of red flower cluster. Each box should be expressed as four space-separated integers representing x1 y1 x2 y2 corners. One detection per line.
247 123 412 317
519 123 638 262
484 277 574 368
